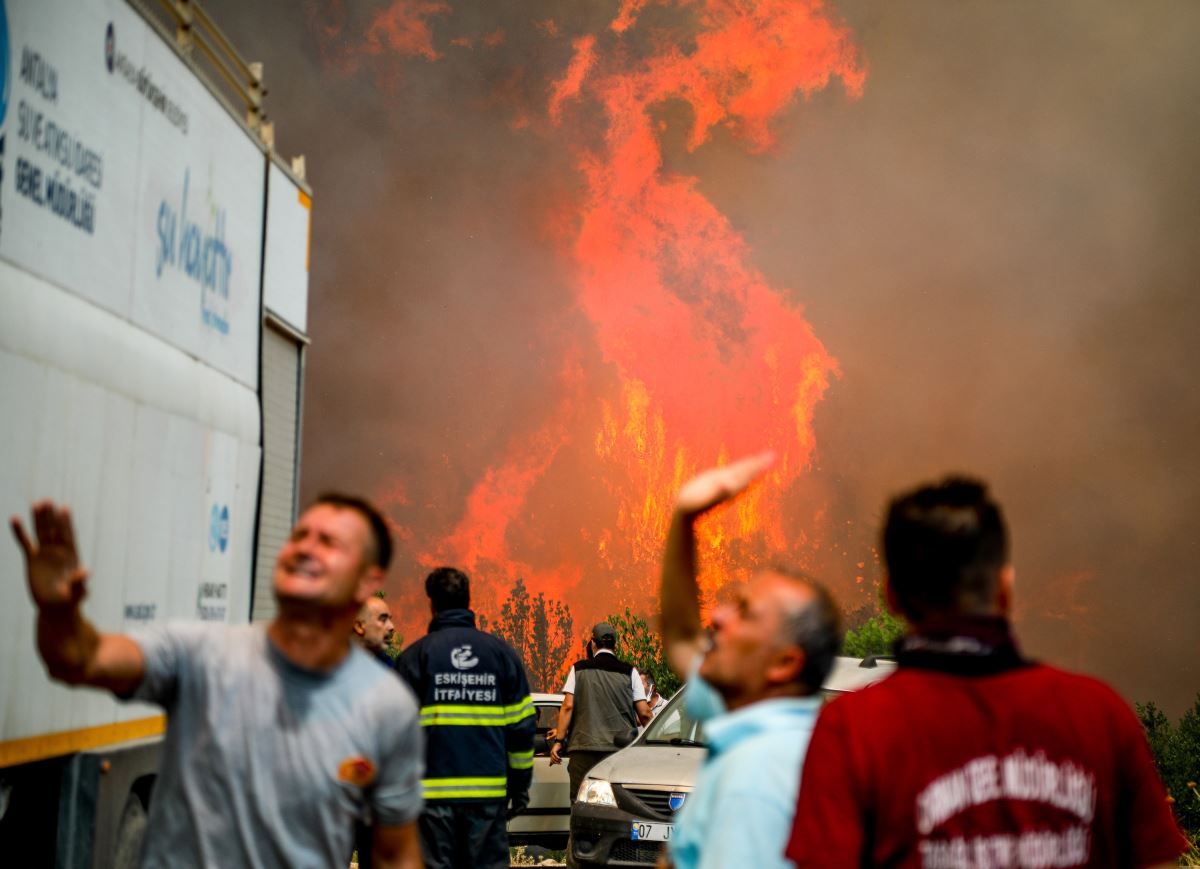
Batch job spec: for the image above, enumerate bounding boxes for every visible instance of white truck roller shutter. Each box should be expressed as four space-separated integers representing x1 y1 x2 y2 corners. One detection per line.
252 320 305 622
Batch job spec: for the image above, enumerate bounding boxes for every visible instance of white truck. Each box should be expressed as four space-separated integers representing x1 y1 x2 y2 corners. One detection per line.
0 1 312 865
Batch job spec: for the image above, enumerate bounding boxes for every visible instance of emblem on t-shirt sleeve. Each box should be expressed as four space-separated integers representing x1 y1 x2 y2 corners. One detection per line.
338 756 376 787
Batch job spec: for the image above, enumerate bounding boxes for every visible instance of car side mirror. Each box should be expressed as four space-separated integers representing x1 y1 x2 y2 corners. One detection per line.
533 734 550 756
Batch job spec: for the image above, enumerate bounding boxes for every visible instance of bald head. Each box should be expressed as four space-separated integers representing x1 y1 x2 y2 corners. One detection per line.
771 570 843 693
354 596 395 654
700 569 843 709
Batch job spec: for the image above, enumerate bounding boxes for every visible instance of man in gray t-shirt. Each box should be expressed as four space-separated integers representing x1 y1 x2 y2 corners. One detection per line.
12 494 424 868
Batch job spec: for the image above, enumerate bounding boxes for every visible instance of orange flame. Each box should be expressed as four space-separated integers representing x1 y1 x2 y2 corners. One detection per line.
315 0 866 638
416 357 588 618
307 0 449 85
548 0 862 605
363 1 448 61
548 35 596 123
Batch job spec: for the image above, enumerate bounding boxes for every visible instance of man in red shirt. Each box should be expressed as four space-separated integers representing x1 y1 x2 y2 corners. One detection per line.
787 476 1185 868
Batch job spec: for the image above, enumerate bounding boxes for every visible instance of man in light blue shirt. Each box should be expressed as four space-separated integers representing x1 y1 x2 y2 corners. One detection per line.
659 453 842 869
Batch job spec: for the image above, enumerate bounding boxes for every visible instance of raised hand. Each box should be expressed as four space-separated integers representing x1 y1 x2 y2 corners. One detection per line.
11 502 89 611
660 451 777 671
675 451 776 517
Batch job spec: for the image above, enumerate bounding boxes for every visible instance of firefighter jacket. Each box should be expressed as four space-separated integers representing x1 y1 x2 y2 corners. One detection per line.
398 608 535 804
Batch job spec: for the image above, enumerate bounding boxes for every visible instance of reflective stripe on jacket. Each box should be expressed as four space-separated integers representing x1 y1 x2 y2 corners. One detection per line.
398 609 535 803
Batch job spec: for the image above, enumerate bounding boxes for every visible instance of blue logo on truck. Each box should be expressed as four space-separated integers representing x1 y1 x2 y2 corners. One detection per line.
209 504 230 553
156 169 234 335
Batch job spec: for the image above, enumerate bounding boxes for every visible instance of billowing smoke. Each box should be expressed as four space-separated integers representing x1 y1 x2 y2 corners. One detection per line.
205 0 1200 715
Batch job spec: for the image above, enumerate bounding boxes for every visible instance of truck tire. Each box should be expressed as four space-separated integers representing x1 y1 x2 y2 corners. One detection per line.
111 790 149 869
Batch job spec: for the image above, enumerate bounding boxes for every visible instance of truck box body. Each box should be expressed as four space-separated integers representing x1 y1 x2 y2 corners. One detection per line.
0 1 312 863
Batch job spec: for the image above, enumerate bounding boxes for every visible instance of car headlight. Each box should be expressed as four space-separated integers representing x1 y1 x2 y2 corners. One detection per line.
577 778 617 807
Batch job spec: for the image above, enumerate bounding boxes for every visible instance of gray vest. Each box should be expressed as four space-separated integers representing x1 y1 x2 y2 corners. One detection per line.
568 653 638 752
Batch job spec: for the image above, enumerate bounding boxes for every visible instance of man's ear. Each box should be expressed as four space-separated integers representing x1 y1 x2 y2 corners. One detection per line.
997 564 1015 616
355 565 385 605
885 579 904 617
352 618 366 639
767 645 806 687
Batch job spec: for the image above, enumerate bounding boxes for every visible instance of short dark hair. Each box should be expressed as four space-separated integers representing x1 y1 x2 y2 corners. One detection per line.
313 493 392 570
425 567 470 612
771 568 842 692
882 476 1009 620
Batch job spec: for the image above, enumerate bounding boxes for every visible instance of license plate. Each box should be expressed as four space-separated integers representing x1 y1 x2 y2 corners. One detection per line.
631 820 673 842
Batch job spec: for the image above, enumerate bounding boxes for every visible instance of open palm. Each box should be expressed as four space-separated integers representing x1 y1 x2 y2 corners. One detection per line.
676 451 776 517
10 502 89 609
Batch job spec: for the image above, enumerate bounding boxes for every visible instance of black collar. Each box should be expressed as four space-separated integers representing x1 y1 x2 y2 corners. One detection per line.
896 616 1031 676
429 608 476 632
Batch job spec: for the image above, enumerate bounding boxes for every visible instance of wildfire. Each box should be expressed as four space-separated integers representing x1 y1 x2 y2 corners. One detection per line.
304 0 448 86
313 0 866 636
551 0 862 607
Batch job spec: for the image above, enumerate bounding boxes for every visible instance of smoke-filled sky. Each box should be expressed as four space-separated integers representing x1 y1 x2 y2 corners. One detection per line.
206 0 1199 714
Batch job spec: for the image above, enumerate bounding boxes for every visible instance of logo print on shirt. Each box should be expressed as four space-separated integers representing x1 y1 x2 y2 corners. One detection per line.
450 645 479 670
669 793 687 812
337 756 376 788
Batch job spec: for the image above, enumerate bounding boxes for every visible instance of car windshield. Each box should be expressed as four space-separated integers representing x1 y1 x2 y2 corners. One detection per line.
638 667 873 748
641 688 706 746
639 683 853 748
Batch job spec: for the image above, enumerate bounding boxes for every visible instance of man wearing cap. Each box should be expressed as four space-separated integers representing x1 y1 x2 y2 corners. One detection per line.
550 622 653 802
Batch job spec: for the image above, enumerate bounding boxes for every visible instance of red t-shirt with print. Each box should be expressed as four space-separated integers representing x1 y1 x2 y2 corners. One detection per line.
787 663 1185 868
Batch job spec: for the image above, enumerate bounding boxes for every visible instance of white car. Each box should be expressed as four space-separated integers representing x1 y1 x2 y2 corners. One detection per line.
507 692 571 850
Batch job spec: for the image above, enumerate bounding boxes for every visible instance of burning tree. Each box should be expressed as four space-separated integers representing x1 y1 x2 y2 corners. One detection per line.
350 0 872 646
484 577 575 693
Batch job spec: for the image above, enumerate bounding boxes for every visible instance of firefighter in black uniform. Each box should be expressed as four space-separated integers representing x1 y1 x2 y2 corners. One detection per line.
398 567 535 869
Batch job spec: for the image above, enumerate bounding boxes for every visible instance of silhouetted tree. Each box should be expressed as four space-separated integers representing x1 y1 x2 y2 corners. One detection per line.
488 577 574 692
1138 695 1200 845
605 608 682 698
841 608 905 658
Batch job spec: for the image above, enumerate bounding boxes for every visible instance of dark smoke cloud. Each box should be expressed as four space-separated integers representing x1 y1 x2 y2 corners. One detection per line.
205 0 1199 715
